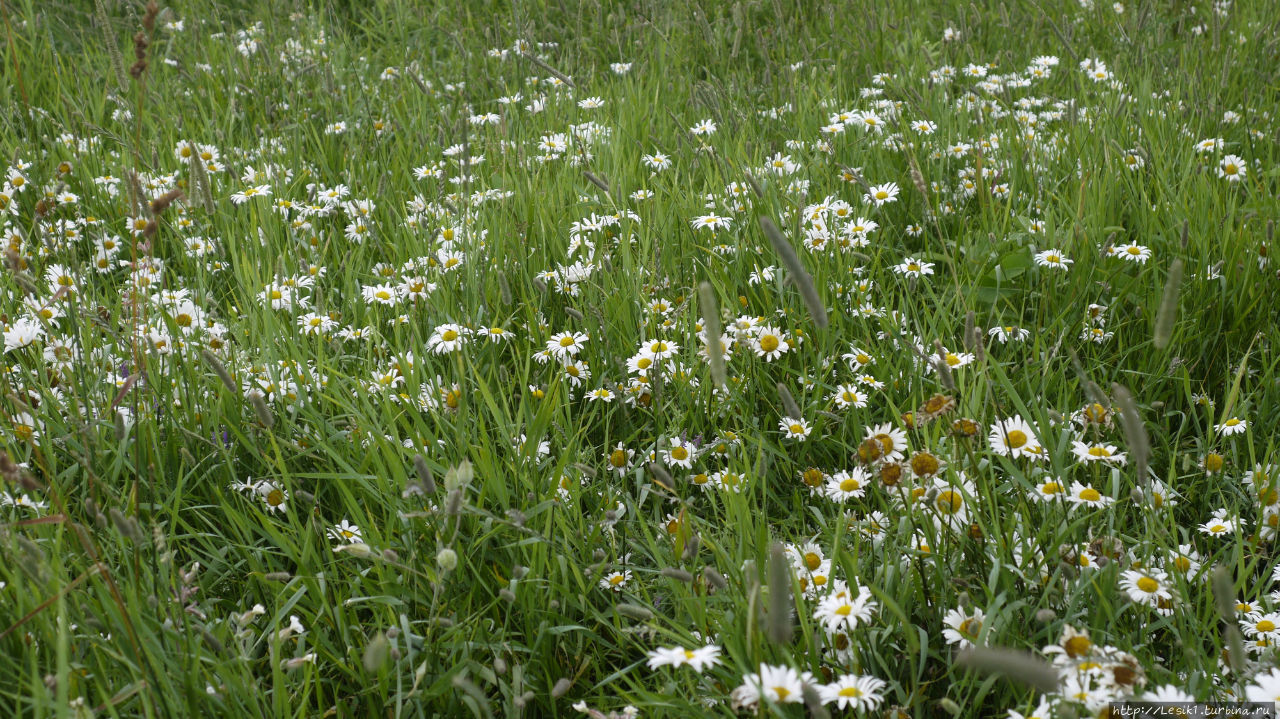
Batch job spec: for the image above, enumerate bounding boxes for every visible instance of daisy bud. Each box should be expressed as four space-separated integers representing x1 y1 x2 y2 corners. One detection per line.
551 678 573 699
1034 608 1057 624
939 698 962 716
494 657 507 675
436 548 458 572
499 588 516 603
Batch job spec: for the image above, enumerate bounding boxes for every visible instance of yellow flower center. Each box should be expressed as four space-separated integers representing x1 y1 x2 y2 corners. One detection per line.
1079 488 1101 502
839 687 863 698
840 478 860 492
442 330 458 341
759 335 780 352
936 490 963 514
1136 576 1159 593
1006 430 1027 449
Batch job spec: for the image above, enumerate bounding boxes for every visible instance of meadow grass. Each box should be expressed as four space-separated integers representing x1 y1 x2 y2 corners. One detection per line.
0 0 1278 716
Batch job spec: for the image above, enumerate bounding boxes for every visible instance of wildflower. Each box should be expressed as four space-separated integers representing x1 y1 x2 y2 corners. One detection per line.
229 185 271 204
1033 248 1073 270
942 606 986 648
822 675 887 712
427 324 469 354
1116 243 1152 264
257 482 289 514
645 645 721 672
1216 417 1248 436
988 416 1041 459
731 664 806 708
864 182 900 206
829 383 868 410
547 331 589 360
780 417 812 441
1199 509 1238 538
825 469 869 501
1245 667 1280 709
1219 154 1247 182
1120 568 1172 607
1071 440 1127 465
1066 481 1113 510
663 437 696 469
600 570 631 592
813 585 877 633
752 325 789 361
894 257 934 278
327 519 362 544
